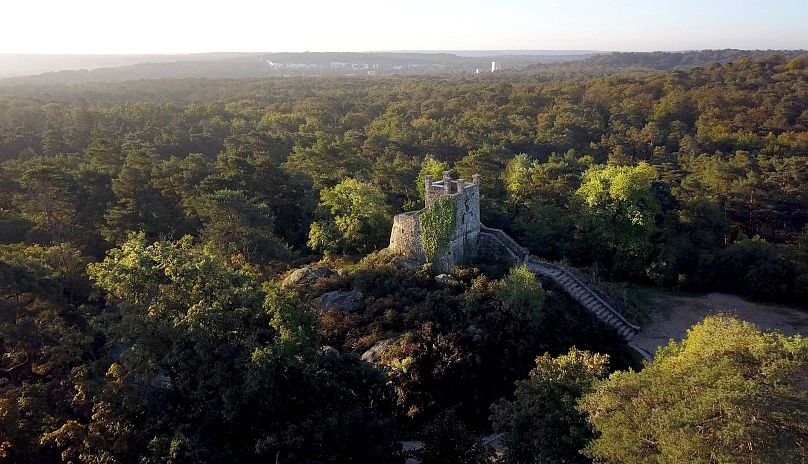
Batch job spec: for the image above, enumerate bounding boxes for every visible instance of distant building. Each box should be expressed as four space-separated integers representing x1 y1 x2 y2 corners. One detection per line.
491 61 501 72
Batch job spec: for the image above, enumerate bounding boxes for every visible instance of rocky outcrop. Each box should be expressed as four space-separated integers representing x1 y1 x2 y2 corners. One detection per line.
319 345 342 360
283 266 334 287
361 337 400 364
314 290 364 313
393 257 422 270
434 273 459 285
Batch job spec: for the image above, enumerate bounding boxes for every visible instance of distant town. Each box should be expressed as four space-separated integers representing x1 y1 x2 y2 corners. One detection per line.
260 58 508 76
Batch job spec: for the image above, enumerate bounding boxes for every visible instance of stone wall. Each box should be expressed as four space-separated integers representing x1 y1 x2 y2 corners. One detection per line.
477 231 506 264
389 211 425 261
478 225 528 265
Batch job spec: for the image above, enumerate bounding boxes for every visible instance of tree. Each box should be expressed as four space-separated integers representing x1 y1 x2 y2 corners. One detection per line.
14 157 79 243
84 126 124 175
86 234 396 462
580 314 808 464
371 150 420 211
285 138 370 189
491 348 609 464
0 243 101 462
308 178 392 255
416 154 452 202
103 149 184 243
505 151 585 258
194 189 292 264
455 145 511 209
417 409 492 464
499 265 545 326
573 162 660 278
537 101 604 154
199 148 316 247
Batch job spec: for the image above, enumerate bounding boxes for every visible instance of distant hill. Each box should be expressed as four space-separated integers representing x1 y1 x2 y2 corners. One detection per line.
0 51 593 85
522 49 808 77
585 49 806 69
0 53 245 78
2 50 806 86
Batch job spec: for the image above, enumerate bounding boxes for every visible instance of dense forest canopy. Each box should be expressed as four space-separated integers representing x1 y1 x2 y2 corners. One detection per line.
1 53 807 462
2 54 807 300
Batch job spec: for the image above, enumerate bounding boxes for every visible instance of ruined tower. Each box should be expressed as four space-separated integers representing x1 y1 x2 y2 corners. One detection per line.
389 172 481 272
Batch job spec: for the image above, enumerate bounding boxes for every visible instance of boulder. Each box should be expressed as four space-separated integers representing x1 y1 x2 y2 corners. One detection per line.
361 337 400 364
394 257 422 270
466 324 486 342
434 273 458 285
283 266 333 287
319 345 342 360
315 290 364 313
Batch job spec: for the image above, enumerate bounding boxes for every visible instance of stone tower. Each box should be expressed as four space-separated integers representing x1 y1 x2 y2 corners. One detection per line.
389 172 481 272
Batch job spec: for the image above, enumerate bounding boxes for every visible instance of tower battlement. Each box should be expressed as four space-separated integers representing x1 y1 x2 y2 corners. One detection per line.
424 172 481 207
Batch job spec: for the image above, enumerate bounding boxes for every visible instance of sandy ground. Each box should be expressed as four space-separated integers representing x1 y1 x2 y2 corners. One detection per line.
632 292 808 357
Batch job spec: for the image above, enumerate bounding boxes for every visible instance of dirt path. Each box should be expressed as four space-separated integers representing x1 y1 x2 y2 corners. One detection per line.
632 292 808 357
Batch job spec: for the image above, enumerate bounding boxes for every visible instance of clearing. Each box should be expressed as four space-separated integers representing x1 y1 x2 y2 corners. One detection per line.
632 291 808 357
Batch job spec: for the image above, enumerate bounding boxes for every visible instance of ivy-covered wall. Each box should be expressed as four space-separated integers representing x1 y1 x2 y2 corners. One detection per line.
420 196 457 262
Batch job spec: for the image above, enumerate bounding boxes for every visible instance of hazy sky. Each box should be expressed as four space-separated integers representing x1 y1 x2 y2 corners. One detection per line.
3 0 806 54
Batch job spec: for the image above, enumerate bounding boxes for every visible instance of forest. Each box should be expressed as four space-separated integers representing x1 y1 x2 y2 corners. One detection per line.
1 53 807 462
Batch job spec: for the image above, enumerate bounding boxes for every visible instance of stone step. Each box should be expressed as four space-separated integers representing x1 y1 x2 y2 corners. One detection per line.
620 327 634 338
526 261 637 341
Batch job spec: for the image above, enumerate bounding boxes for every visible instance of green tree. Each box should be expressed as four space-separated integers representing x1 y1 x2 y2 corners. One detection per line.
580 314 808 464
416 154 451 201
0 243 102 462
86 234 396 462
285 138 369 189
417 409 492 464
371 150 420 211
194 189 292 264
84 126 124 175
499 265 545 326
308 178 392 255
103 149 189 243
455 145 511 209
14 157 79 243
573 162 660 278
491 348 609 464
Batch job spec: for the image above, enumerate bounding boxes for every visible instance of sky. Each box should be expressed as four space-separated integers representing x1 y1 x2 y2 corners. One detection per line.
2 0 806 54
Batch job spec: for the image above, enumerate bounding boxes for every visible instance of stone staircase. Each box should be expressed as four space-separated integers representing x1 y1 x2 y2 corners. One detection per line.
526 259 640 341
480 225 645 351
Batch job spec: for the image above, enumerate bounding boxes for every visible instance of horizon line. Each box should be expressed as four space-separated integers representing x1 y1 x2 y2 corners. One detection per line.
2 48 807 57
